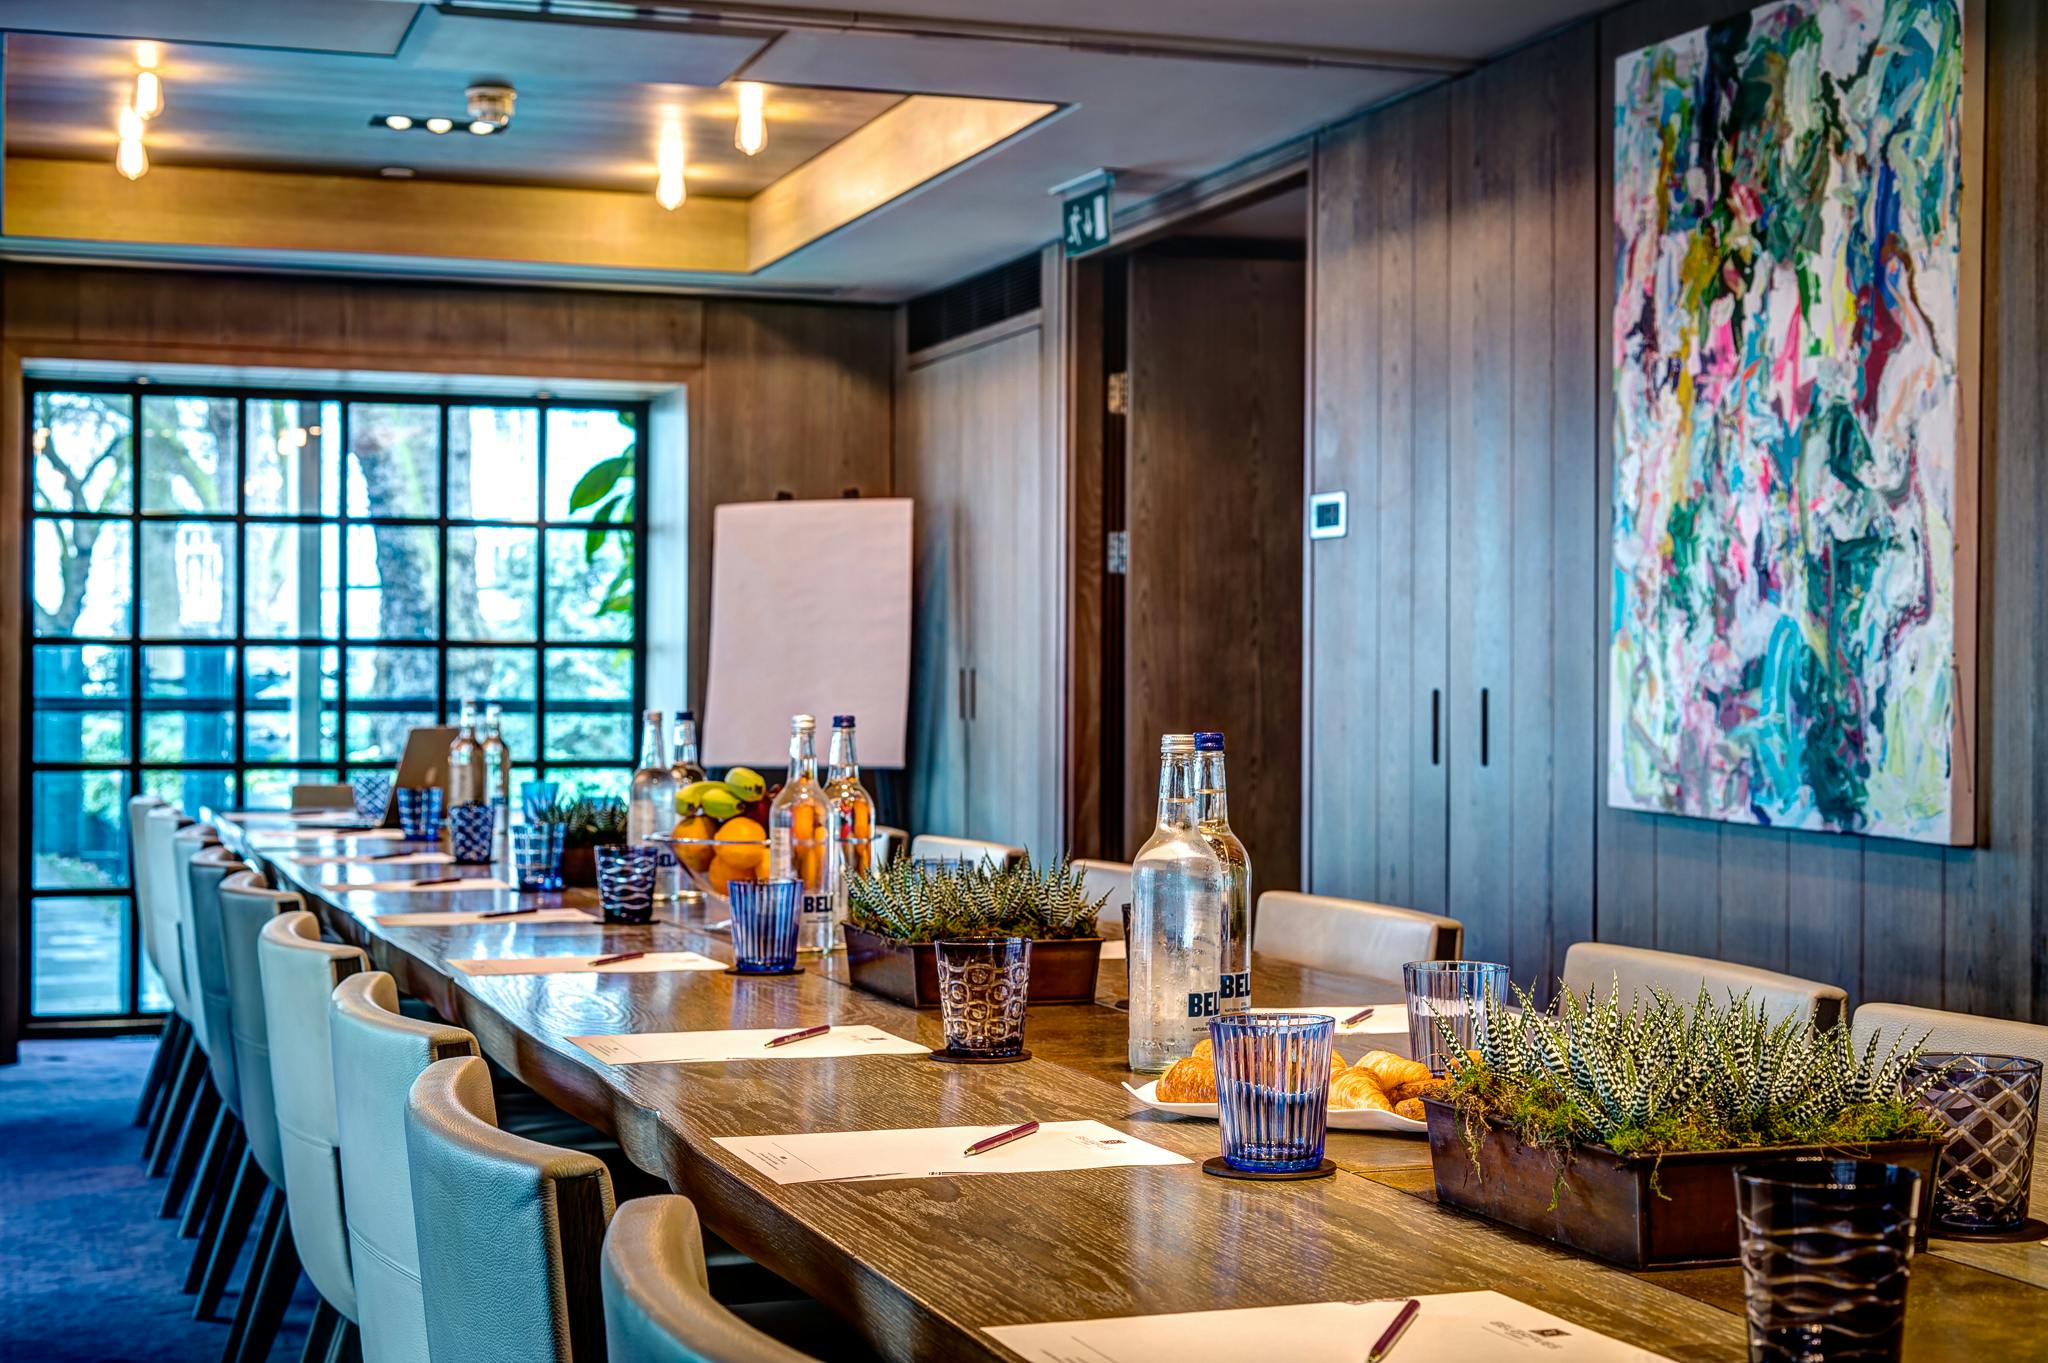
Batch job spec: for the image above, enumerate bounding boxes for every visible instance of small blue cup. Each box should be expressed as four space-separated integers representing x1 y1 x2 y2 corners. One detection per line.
395 786 444 841
448 801 495 863
512 823 564 892
520 779 560 823
351 770 393 821
1211 1013 1335 1174
729 879 801 973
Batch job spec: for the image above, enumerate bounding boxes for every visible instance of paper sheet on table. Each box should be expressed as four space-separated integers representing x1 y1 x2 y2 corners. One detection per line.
342 877 512 893
572 1025 926 1066
372 908 596 927
290 851 451 867
714 1119 1191 1185
453 951 728 978
983 1290 1673 1362
1254 1004 1409 1039
254 827 404 842
1100 939 1126 960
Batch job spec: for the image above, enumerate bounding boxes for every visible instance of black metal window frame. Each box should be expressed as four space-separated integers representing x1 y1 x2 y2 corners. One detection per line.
21 378 651 1029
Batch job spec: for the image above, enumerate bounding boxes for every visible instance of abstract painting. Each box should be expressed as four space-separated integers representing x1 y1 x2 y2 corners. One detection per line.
1609 0 1973 843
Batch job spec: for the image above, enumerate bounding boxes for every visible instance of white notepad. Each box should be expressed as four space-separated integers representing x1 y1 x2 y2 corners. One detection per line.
983 1291 1674 1362
291 852 451 867
341 877 512 894
571 1025 927 1066
1255 1005 1411 1040
714 1120 1191 1185
254 827 405 842
452 951 728 978
372 908 597 928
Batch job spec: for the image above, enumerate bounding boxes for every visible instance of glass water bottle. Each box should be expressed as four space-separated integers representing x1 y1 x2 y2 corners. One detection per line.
447 698 482 807
1127 733 1229 1072
481 703 511 855
670 710 706 787
824 714 875 928
629 710 682 901
1195 730 1251 1013
769 715 834 953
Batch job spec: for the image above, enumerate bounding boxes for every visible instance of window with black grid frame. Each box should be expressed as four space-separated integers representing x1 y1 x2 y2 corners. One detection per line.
23 382 649 1025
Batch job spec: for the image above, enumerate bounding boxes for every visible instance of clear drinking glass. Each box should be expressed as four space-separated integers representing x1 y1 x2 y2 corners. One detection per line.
511 823 564 892
394 786 443 841
520 779 559 824
936 937 1032 1057
1404 960 1510 1075
448 801 495 864
350 770 392 821
729 878 801 973
594 845 658 924
1210 1013 1334 1174
1906 1053 2043 1233
1734 1160 1921 1363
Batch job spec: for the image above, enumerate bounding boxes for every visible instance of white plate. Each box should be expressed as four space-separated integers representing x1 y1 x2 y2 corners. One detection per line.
1120 1080 1426 1135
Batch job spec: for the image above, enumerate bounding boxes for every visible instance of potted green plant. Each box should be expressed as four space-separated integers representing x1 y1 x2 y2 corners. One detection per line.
844 855 1109 1008
1422 983 1951 1269
548 796 628 889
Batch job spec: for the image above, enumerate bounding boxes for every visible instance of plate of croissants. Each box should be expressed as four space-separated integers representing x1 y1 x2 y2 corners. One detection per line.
1121 1041 1439 1133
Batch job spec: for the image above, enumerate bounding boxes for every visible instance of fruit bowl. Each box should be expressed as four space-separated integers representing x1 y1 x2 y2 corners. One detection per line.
653 832 832 918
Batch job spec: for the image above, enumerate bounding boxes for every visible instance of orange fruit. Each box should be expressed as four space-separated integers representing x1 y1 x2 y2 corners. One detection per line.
791 804 819 841
672 815 717 872
713 816 768 874
852 804 871 838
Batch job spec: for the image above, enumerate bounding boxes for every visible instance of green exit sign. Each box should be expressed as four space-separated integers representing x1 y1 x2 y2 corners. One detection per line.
1061 179 1113 256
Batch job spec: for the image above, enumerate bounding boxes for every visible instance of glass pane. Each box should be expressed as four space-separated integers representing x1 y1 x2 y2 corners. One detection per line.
545 711 633 762
545 766 630 803
33 518 132 638
30 897 131 1016
143 767 236 820
139 520 236 639
246 397 339 516
346 525 439 639
33 390 132 514
245 645 339 762
141 645 236 763
141 395 238 514
346 646 438 762
246 522 340 638
348 402 439 518
544 647 634 700
32 769 131 890
450 406 539 521
447 648 537 759
544 529 634 641
32 644 130 763
447 527 538 641
243 768 340 811
545 408 636 522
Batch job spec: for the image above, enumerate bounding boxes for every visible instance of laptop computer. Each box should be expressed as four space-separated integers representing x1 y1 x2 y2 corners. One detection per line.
373 725 460 828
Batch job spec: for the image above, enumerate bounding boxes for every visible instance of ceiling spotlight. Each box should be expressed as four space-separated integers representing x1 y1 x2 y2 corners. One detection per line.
425 116 454 134
656 120 686 210
735 82 766 157
467 120 496 136
465 82 516 130
134 69 163 120
136 41 159 70
383 114 414 131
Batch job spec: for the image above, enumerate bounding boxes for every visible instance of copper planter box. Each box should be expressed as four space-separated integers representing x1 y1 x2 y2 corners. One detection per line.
1422 1097 1945 1269
842 927 1103 1009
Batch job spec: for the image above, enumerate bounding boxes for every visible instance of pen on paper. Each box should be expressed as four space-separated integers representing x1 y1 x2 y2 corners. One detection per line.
765 1024 831 1049
1367 1298 1420 1362
963 1120 1039 1157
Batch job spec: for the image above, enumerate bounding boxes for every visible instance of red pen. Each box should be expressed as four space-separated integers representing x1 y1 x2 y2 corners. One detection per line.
589 951 646 967
963 1120 1039 1158
1367 1298 1420 1362
1342 1006 1376 1026
764 1024 830 1049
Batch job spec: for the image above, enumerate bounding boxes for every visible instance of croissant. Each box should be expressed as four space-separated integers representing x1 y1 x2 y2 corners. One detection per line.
1387 1077 1443 1106
1156 1055 1217 1103
1353 1049 1433 1092
1328 1067 1393 1112
1191 1037 1213 1061
1394 1097 1426 1120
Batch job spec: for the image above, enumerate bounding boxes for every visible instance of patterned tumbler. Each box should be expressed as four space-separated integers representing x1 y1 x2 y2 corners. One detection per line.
1906 1053 2043 1234
395 786 444 841
511 823 565 893
350 770 393 821
594 845 658 925
1734 1159 1920 1363
448 801 495 864
935 937 1031 1057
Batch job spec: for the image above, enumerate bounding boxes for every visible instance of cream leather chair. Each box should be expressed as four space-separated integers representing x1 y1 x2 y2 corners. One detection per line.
1558 942 1846 1029
869 825 909 869
907 834 1025 871
1253 891 1463 979
142 807 205 1174
1852 1002 2048 1066
407 1055 614 1363
604 1197 823 1363
129 796 185 1132
168 822 222 1058
259 910 364 1356
1073 859 1133 937
332 971 479 1363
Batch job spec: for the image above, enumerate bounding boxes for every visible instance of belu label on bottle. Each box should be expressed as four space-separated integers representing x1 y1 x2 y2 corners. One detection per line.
1218 972 1251 1001
801 891 832 921
1184 991 1219 1019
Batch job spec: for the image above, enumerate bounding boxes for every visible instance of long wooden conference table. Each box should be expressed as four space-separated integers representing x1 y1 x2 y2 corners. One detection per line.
216 812 2048 1362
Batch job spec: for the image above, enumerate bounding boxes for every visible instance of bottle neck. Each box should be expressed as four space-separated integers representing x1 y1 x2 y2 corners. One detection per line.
483 707 503 742
1198 751 1229 823
672 719 698 766
1154 750 1200 831
827 726 859 779
788 730 818 783
639 719 668 770
457 700 477 734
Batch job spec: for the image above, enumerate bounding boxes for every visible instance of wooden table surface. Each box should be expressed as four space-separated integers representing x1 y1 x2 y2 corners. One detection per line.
217 815 2048 1362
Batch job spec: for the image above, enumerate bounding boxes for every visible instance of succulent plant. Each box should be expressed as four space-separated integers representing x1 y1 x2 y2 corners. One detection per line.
847 854 1109 944
555 796 629 849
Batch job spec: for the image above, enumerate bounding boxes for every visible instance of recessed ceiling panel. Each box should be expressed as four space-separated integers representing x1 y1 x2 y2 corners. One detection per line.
0 0 416 55
397 6 778 87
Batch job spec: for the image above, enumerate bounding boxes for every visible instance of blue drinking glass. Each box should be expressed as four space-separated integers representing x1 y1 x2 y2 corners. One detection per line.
728 879 801 973
520 779 560 824
351 770 393 821
395 786 444 841
511 823 565 892
448 801 495 864
594 845 659 925
1210 1012 1334 1174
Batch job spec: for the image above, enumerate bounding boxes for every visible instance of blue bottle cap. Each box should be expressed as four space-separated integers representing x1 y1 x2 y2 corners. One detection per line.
1194 731 1225 750
833 714 856 727
678 709 695 721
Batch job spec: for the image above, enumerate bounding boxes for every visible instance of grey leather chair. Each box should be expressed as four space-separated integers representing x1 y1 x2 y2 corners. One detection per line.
1559 942 1846 1029
1072 859 1133 936
907 833 1025 871
188 845 253 1117
603 1197 818 1363
169 821 223 1058
159 836 238 1230
129 796 186 1132
407 1055 614 1363
1253 891 1463 978
260 909 365 1359
141 807 206 1175
332 970 481 1363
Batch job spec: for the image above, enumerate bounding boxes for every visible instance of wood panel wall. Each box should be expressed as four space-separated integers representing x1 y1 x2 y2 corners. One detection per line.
1310 0 2046 1020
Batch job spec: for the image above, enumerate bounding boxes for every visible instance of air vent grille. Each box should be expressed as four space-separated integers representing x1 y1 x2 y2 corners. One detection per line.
905 254 1041 353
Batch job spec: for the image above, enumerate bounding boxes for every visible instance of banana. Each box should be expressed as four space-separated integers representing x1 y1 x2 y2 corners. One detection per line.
678 781 727 812
723 767 767 802
700 786 744 820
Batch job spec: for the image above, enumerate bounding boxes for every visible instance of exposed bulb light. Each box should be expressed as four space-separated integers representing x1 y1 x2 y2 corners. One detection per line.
384 114 414 131
134 69 163 120
424 116 454 134
467 120 496 135
116 105 147 180
734 82 766 156
655 121 686 210
118 106 145 142
136 41 160 69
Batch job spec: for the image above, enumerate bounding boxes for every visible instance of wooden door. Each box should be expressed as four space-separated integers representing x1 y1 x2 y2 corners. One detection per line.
1124 253 1305 890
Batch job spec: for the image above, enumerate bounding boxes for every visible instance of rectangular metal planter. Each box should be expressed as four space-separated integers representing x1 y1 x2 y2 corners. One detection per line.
1422 1097 1945 1269
842 927 1104 1009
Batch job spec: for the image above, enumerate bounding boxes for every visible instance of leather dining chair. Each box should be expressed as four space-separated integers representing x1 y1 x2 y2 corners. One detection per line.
142 808 209 1175
1253 891 1463 979
1852 1002 2048 1064
869 825 909 869
906 833 1025 871
1558 942 1847 1029
406 1055 614 1363
1072 859 1133 936
259 910 367 1363
159 843 244 1247
603 1197 824 1363
128 796 184 1132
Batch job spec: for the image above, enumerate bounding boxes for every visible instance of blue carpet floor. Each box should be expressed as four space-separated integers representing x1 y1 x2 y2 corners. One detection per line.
1 1038 319 1363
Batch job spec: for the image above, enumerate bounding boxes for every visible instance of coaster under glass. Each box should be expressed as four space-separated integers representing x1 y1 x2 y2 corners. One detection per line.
928 1047 1031 1065
724 965 804 978
1201 1156 1337 1181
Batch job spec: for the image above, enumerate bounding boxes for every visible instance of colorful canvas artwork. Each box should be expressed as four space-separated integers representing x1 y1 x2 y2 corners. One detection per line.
1609 0 1973 843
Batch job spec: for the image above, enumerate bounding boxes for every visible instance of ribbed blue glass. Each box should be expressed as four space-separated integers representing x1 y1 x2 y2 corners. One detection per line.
520 779 560 823
729 878 801 972
1210 1012 1334 1173
595 845 659 924
350 771 393 820
448 801 495 863
1403 959 1510 1075
511 823 564 892
395 786 443 841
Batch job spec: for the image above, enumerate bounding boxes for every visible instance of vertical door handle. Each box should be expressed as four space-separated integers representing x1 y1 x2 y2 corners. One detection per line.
1431 689 1441 766
1480 688 1491 767
969 668 978 720
957 668 967 720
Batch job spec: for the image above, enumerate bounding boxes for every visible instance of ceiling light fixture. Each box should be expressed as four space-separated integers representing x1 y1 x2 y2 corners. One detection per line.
735 82 767 156
136 41 160 69
134 69 163 120
383 114 414 131
116 105 148 180
467 120 497 136
425 116 454 134
465 82 516 130
656 120 686 210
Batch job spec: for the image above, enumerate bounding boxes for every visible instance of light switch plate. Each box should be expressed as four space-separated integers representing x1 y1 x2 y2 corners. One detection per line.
1308 491 1347 540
